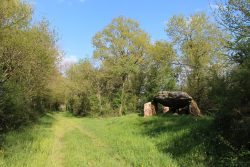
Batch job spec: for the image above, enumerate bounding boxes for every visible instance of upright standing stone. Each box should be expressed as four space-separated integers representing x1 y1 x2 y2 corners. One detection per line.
190 100 201 116
163 106 169 113
144 102 156 117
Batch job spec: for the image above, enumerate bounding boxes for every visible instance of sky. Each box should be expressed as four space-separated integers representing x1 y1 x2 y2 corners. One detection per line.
28 0 214 64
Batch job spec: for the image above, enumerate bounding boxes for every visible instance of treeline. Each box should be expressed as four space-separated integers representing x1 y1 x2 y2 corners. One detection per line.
66 17 176 116
66 14 228 116
0 0 61 132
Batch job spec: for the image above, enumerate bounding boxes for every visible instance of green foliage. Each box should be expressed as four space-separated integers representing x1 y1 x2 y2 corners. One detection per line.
210 0 250 162
92 16 151 115
165 13 228 108
0 0 60 132
66 60 100 116
143 41 177 100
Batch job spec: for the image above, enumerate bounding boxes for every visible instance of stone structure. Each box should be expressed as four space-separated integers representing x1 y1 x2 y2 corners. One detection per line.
163 106 170 113
144 102 157 117
152 91 201 116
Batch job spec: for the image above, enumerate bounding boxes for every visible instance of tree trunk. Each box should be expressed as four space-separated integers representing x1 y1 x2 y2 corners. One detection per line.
119 81 125 116
97 85 103 114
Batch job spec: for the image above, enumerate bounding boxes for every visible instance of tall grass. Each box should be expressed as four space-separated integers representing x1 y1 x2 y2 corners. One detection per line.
0 112 216 167
0 114 56 167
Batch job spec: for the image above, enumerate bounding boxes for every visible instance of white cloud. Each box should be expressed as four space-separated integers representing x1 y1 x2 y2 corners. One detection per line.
210 4 219 9
62 55 78 65
186 16 192 24
59 55 79 74
26 0 36 6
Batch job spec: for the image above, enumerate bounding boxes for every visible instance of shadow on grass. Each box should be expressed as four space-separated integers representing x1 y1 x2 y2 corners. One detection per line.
140 114 216 166
38 113 56 127
0 113 56 151
61 111 78 118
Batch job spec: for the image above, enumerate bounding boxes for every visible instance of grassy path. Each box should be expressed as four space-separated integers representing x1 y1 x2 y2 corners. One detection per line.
0 112 213 167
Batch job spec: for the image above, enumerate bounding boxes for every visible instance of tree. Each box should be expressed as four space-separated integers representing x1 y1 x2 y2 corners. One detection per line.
92 16 150 115
165 13 228 107
143 41 177 100
0 0 60 132
65 60 99 116
215 0 250 106
0 0 32 87
213 0 250 153
214 0 250 63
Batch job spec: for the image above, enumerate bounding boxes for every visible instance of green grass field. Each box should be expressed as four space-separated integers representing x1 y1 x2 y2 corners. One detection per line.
0 112 215 167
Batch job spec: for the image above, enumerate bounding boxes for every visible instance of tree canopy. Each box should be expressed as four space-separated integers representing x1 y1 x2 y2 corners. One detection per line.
0 0 61 132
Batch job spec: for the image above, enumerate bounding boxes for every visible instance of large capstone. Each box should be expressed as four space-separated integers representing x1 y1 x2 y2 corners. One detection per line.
153 91 201 116
153 91 192 108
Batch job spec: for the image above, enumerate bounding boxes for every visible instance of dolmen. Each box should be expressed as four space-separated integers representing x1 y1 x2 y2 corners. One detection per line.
144 91 201 117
